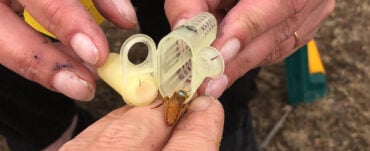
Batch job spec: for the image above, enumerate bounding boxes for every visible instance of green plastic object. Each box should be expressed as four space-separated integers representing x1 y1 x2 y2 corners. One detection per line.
284 45 328 106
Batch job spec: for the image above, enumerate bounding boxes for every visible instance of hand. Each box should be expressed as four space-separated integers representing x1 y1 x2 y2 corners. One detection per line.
60 96 224 150
0 0 136 101
164 0 335 98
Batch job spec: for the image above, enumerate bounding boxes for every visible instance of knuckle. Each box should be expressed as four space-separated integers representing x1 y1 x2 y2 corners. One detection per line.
235 58 248 73
40 0 64 33
229 55 252 78
238 14 264 39
94 119 155 149
95 126 122 145
265 46 281 65
96 125 132 146
275 16 297 44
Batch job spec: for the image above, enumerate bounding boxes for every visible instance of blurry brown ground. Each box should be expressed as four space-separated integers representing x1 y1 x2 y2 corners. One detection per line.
1 0 369 150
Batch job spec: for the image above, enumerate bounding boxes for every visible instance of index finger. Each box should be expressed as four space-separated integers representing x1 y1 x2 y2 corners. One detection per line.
18 0 109 66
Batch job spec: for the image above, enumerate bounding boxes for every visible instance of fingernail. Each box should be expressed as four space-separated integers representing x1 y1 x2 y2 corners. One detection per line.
188 96 216 111
53 70 95 101
173 19 187 29
220 38 241 63
112 0 137 24
70 33 99 65
205 74 228 98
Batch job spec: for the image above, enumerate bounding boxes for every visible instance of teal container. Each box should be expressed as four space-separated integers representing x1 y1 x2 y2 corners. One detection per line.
284 45 328 106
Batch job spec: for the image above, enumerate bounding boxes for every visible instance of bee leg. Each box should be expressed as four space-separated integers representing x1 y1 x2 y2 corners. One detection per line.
180 103 190 115
151 97 169 109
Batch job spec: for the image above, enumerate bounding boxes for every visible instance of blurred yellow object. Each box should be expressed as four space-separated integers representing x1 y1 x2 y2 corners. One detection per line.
24 0 105 39
307 40 325 74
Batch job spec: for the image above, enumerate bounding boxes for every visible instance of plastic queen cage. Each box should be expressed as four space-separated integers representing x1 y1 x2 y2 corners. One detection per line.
118 12 224 105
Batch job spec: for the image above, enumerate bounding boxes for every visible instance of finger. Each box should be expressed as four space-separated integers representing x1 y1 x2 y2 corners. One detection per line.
198 75 229 98
85 100 170 150
197 0 316 97
277 0 335 58
93 0 137 29
263 26 321 66
85 100 172 150
164 0 240 28
164 0 219 28
163 96 224 151
18 0 109 66
4 0 23 13
54 43 100 79
199 0 334 97
60 106 132 150
54 42 82 62
224 0 335 81
0 4 96 101
212 0 314 50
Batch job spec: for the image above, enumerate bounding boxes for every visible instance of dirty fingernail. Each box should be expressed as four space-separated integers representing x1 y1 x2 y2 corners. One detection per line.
205 74 228 98
112 0 137 24
220 38 241 63
70 33 99 65
53 70 95 101
188 96 215 111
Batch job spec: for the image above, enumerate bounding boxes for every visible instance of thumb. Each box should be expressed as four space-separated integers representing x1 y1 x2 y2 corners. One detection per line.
164 0 211 28
163 96 224 150
93 0 137 29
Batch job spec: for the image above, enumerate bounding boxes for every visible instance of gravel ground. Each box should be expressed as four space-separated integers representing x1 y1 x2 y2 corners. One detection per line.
251 0 370 150
1 0 369 150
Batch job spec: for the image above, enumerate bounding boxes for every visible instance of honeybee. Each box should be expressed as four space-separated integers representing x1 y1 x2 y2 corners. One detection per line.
153 90 189 126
